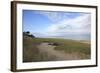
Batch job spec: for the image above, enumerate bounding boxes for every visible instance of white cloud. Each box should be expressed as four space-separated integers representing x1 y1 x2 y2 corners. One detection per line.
32 11 91 39
33 11 72 23
46 13 91 36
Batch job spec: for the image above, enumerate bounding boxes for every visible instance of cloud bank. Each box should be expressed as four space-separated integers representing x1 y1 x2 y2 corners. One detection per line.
32 11 91 40
46 13 91 37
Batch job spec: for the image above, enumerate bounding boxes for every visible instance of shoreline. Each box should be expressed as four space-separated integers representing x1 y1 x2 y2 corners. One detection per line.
37 37 90 44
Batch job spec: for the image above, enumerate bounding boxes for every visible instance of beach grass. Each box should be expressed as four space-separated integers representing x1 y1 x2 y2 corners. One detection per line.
23 37 91 62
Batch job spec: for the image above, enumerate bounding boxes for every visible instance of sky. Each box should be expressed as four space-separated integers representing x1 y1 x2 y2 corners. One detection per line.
23 10 91 40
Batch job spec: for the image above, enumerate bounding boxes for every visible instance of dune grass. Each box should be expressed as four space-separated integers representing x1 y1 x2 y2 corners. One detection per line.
23 37 91 62
23 37 42 62
36 37 91 59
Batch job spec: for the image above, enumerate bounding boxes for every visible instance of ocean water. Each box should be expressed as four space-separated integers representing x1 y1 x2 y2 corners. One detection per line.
45 34 91 41
36 34 91 41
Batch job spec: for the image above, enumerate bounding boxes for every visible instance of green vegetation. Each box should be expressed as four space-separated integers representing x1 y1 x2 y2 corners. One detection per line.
35 38 90 59
23 37 91 62
54 41 90 59
23 37 42 62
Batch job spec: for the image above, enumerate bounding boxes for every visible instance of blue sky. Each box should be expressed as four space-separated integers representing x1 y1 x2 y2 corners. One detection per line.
23 10 91 40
